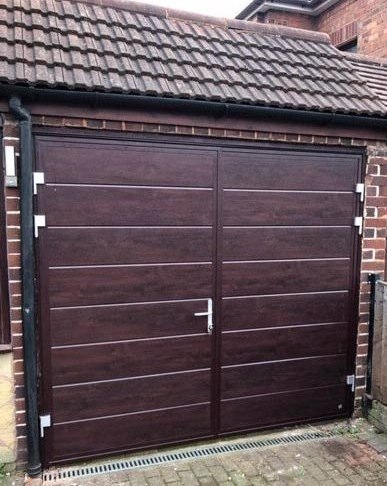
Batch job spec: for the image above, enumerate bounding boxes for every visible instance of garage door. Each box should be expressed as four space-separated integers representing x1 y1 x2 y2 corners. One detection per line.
35 136 362 465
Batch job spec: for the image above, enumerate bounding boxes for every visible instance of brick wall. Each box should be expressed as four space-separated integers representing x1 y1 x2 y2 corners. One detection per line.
356 145 387 410
1 116 25 466
260 11 313 30
317 0 387 57
2 110 386 467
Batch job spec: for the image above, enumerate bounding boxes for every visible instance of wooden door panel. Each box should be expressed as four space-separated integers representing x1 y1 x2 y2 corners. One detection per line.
49 264 212 307
220 386 347 433
50 299 211 346
222 260 350 297
222 151 358 191
223 191 355 226
52 404 211 462
46 227 212 266
36 137 216 465
42 185 213 226
37 140 216 187
222 355 347 399
219 148 360 434
221 324 347 366
53 370 210 422
51 336 212 386
223 227 352 261
222 292 349 331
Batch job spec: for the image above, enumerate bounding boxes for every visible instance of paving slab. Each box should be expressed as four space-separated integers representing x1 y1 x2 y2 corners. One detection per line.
4 420 387 486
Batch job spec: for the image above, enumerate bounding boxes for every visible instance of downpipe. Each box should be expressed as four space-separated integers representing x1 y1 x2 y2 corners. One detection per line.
9 96 41 477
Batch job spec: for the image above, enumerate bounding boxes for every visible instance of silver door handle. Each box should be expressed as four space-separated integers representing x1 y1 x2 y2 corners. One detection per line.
194 298 214 335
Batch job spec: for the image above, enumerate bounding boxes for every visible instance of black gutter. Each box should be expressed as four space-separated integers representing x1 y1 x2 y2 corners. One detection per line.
363 273 380 416
1 85 387 130
9 96 41 477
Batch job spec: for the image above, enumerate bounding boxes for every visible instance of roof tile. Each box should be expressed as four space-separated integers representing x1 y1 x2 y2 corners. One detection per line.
0 0 385 116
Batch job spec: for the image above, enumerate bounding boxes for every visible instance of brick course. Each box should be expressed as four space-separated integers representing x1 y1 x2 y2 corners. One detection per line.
2 109 386 468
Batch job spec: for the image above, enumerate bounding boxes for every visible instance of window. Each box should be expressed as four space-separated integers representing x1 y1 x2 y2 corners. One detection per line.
338 38 358 53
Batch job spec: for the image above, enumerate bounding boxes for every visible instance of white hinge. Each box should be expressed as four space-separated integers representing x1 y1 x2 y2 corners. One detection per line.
39 414 51 438
354 216 363 235
346 374 355 393
33 172 45 195
34 215 46 238
356 183 365 202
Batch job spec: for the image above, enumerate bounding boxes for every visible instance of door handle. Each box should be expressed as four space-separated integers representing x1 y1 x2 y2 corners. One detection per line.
194 298 214 335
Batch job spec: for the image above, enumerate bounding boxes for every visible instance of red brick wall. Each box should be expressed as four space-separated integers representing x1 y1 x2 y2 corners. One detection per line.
356 145 387 409
2 109 386 467
317 0 387 57
1 117 26 465
261 11 313 30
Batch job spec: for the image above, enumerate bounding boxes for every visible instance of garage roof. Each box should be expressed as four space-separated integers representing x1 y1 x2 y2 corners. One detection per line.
345 54 387 110
0 0 386 117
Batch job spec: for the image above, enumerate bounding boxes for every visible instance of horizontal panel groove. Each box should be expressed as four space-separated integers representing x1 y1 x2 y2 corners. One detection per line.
224 189 353 194
223 290 349 300
47 183 213 191
48 226 213 229
51 297 210 311
49 262 212 270
222 353 346 369
222 321 347 333
55 401 211 426
221 384 345 403
223 225 352 229
53 367 211 389
223 258 349 264
52 332 207 349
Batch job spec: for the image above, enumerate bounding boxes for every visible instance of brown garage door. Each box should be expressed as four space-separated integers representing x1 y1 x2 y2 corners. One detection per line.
35 136 362 465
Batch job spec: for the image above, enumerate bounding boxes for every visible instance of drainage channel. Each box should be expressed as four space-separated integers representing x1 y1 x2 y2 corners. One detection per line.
43 430 338 482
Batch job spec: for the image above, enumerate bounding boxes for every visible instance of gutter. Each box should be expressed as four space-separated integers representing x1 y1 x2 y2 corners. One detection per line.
8 96 41 478
1 85 387 130
240 0 340 20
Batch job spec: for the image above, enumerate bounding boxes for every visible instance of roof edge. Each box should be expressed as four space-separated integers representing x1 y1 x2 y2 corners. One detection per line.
342 51 387 67
70 0 331 43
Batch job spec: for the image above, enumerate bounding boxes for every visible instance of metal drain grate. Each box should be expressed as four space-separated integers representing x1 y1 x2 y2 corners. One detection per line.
43 430 338 482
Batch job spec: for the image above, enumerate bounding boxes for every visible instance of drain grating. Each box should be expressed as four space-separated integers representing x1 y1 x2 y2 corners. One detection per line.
43 430 338 482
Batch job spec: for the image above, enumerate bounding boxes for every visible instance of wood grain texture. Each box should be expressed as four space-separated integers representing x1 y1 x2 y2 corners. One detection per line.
220 386 347 432
222 260 350 297
221 151 358 191
46 227 213 266
53 370 210 422
223 191 355 226
221 324 347 366
43 185 213 227
51 300 212 346
39 140 216 187
49 264 213 307
52 403 211 462
52 335 212 386
222 355 346 399
222 292 349 331
223 227 352 261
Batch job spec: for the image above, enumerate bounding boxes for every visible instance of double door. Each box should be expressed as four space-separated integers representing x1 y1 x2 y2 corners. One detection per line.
35 135 362 465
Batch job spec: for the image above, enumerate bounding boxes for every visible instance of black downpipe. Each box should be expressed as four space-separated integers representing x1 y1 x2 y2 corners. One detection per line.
363 273 379 416
9 96 41 477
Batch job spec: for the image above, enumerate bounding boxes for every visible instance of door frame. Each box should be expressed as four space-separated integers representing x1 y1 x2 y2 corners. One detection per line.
32 126 365 465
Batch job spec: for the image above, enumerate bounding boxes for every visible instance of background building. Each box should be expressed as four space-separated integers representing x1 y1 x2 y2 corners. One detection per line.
237 0 387 57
